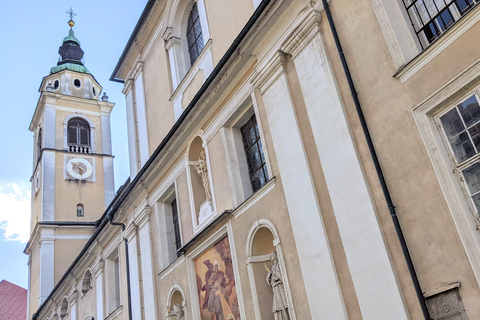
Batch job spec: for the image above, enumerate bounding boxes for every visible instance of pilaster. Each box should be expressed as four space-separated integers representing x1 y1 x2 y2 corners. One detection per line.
92 258 105 320
124 223 142 320
282 8 409 319
252 50 348 319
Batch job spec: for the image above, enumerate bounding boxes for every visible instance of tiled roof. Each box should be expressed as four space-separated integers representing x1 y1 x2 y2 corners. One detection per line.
0 280 27 320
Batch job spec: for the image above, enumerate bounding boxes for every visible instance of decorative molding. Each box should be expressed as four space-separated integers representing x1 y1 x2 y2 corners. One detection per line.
67 290 78 304
91 259 105 277
424 282 461 298
123 223 138 243
233 178 276 219
105 305 123 320
281 9 322 59
395 4 480 83
134 205 152 229
251 50 288 94
158 255 186 280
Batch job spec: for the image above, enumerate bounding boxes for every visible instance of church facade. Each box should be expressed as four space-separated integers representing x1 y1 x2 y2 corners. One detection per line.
26 0 480 319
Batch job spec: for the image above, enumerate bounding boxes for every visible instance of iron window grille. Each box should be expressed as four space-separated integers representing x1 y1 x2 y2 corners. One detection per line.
240 115 269 192
402 0 478 49
438 93 480 220
186 3 205 65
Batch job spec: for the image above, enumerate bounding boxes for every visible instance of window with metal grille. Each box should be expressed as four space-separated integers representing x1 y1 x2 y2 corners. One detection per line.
439 94 480 216
68 118 90 146
186 3 204 65
171 198 182 256
37 128 42 161
402 0 478 48
240 115 269 192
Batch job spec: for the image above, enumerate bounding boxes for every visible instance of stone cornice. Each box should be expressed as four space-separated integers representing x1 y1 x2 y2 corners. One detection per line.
251 50 288 94
91 258 105 277
134 206 152 229
281 8 322 59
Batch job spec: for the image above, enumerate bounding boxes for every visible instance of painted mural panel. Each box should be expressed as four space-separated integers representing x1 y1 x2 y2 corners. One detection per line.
195 235 240 320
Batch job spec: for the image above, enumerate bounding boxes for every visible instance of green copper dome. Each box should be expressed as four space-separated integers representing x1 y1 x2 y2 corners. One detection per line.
62 29 81 46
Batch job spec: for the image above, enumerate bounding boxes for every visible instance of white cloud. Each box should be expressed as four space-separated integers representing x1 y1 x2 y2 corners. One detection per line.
0 182 31 243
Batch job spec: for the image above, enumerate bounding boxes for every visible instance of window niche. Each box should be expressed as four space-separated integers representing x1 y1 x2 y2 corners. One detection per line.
187 135 215 229
156 186 183 269
81 270 92 294
105 248 121 314
65 115 94 154
164 0 211 89
166 286 186 320
246 221 294 320
59 297 68 319
76 204 84 217
221 103 272 207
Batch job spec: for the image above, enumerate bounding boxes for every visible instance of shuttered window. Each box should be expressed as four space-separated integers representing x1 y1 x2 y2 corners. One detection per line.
68 118 90 146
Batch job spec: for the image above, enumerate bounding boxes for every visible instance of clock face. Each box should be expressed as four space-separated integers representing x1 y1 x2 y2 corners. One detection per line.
66 157 94 180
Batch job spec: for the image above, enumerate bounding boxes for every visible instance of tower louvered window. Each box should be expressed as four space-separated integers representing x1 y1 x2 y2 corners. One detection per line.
68 118 90 151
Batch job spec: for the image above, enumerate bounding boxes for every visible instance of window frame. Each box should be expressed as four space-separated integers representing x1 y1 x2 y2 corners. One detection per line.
63 114 95 153
412 61 480 285
435 90 480 221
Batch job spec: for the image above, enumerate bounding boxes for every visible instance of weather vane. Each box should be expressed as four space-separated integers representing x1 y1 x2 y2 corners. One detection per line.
66 7 77 21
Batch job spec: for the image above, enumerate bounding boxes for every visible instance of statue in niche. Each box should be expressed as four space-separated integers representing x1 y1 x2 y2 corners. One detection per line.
166 304 184 320
265 251 290 320
195 151 212 201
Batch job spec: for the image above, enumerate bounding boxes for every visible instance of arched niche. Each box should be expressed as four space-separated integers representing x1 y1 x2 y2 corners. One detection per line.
81 269 92 294
186 134 214 228
166 285 186 320
59 297 68 319
246 220 295 320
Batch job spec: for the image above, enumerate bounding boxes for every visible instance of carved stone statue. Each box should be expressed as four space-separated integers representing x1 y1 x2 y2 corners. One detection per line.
166 304 184 320
266 251 290 320
195 151 212 201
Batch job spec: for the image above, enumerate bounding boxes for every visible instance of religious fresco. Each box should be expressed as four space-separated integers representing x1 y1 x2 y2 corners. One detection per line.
194 236 240 320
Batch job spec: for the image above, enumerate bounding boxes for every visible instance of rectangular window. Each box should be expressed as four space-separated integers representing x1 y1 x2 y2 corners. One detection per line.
240 115 269 192
171 198 182 256
439 94 480 214
402 0 478 48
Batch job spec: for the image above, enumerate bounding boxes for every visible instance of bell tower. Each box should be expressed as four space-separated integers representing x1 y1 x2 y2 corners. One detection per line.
25 12 115 319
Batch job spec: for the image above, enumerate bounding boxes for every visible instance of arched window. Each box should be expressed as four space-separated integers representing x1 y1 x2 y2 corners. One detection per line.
82 270 92 294
60 298 68 319
76 204 84 217
186 3 204 65
68 118 90 147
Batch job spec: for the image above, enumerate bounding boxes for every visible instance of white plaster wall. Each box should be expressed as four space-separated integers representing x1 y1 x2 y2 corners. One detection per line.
39 236 55 304
41 150 55 221
95 271 104 320
138 221 157 320
125 90 139 179
134 73 150 167
103 157 115 207
259 57 347 320
101 113 113 155
292 30 409 319
127 236 142 320
43 106 56 149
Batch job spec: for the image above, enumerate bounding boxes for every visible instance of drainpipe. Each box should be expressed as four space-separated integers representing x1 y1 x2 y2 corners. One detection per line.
320 0 430 319
107 213 133 320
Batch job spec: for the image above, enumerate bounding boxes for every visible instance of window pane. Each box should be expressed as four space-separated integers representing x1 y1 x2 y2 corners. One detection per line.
441 108 465 138
245 144 263 174
463 163 480 195
437 9 454 31
468 123 480 151
458 95 480 127
251 168 267 192
449 131 475 162
471 193 480 213
241 119 257 149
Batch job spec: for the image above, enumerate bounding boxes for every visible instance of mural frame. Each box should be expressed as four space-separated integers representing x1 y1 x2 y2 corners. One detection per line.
186 221 246 320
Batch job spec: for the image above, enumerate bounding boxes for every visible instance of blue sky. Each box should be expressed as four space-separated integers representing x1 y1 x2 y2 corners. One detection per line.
0 0 148 289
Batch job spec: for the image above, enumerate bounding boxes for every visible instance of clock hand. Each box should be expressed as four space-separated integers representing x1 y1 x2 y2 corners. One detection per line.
73 163 85 175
